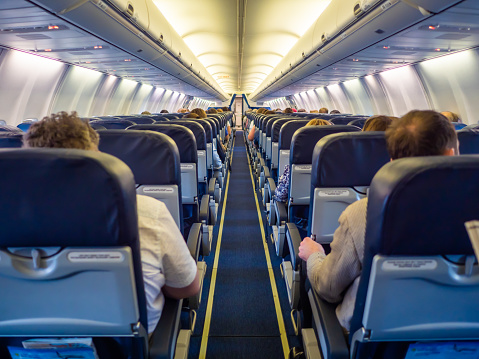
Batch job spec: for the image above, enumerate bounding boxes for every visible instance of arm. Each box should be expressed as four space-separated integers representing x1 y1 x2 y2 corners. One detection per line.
248 125 255 141
301 212 362 303
163 270 200 299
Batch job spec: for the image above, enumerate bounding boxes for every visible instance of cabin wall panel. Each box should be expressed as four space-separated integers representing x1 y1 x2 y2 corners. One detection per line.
417 48 479 124
90 75 120 116
379 66 429 117
341 79 374 116
105 79 140 115
326 84 352 114
363 75 391 116
314 87 333 111
129 84 155 115
0 50 66 125
51 66 104 117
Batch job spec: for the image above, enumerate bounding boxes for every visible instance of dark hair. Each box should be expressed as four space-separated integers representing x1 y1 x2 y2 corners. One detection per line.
330 110 340 114
385 110 457 159
363 115 393 132
221 107 229 112
207 108 218 114
183 113 199 119
283 108 293 114
160 109 169 113
265 110 275 114
319 107 328 114
191 108 207 118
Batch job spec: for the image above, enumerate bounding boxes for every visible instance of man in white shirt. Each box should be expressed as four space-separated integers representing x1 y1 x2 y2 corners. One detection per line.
23 111 200 334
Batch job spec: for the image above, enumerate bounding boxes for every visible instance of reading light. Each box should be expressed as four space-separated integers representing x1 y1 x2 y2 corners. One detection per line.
435 48 441 52
428 25 436 30
383 46 390 49
48 25 59 30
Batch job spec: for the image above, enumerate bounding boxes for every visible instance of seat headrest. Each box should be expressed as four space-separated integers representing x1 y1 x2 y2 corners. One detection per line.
161 120 207 151
291 125 360 164
90 119 136 129
0 132 23 148
191 119 213 143
0 125 24 134
278 120 309 150
347 118 367 129
366 155 479 257
0 148 138 247
458 129 479 154
452 122 467 130
312 132 390 187
124 117 155 124
271 118 296 142
127 124 197 163
98 130 181 186
204 118 218 135
330 117 362 125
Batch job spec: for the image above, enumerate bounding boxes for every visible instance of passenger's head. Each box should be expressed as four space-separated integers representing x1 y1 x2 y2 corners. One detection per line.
191 108 207 118
217 109 223 113
441 111 461 123
178 108 188 113
283 108 293 114
222 107 229 112
385 110 457 160
330 110 340 114
257 108 267 114
207 108 218 114
23 111 99 151
306 119 332 126
319 107 328 114
298 109 306 113
265 110 276 115
141 110 151 115
160 109 169 113
310 110 318 113
362 115 393 132
183 113 199 119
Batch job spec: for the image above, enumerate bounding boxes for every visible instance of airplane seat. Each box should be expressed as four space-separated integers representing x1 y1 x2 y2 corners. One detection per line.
0 125 24 134
462 123 479 130
330 116 366 126
124 116 156 124
0 148 184 359
159 114 180 120
347 118 367 129
0 120 5 125
89 123 107 131
273 125 361 258
458 128 479 154
90 119 137 129
452 121 467 130
98 130 205 310
128 123 214 256
151 115 171 122
17 123 32 132
0 132 23 148
307 155 479 359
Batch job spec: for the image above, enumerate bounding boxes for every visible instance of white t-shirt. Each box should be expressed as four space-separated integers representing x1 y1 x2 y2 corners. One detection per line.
136 194 197 334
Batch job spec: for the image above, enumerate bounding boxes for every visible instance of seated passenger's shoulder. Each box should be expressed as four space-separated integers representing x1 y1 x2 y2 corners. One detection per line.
136 194 169 219
340 197 368 222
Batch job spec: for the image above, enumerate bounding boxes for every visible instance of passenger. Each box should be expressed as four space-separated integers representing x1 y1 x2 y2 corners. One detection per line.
292 108 297 112
160 109 169 113
441 111 461 123
23 111 200 335
362 115 393 131
183 113 200 119
257 107 268 114
310 110 319 113
191 108 207 118
178 108 188 113
217 109 223 113
265 110 276 115
207 108 218 114
330 110 340 114
222 106 229 112
141 110 152 115
283 108 293 114
274 119 332 203
298 110 457 332
298 109 306 113
319 107 328 114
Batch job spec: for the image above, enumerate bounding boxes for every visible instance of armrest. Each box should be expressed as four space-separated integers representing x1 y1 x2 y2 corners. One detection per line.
149 298 183 359
275 200 288 224
309 290 349 359
286 223 302 270
267 177 276 195
199 194 210 223
208 177 216 196
263 167 271 179
186 223 202 262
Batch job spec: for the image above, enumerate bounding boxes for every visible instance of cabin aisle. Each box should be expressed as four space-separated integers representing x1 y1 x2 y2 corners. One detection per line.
189 131 292 358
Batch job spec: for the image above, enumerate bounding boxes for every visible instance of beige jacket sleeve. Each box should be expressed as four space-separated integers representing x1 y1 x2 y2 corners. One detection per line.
306 199 366 303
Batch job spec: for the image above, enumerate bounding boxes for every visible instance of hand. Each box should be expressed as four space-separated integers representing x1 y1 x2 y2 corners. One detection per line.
299 237 325 261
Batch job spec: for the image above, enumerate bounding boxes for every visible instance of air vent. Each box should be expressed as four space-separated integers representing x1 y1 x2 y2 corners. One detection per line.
126 3 134 16
435 34 470 40
354 3 362 16
68 51 93 55
391 51 417 55
17 34 52 40
321 33 330 43
0 25 68 34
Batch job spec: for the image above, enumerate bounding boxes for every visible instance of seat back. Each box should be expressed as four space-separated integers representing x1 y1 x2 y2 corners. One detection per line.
17 123 31 132
348 118 367 129
452 121 467 130
278 120 309 177
351 156 479 354
309 132 389 243
128 124 198 205
192 119 214 174
458 128 479 154
125 117 156 124
0 148 146 356
289 126 360 223
0 125 23 134
98 130 183 233
270 118 296 174
0 133 23 148
330 116 364 125
90 119 137 129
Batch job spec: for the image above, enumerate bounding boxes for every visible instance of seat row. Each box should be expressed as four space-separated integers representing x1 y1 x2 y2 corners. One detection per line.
0 110 234 359
244 111 479 359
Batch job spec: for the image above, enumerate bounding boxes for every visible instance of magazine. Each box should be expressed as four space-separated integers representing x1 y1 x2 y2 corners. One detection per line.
8 338 99 359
